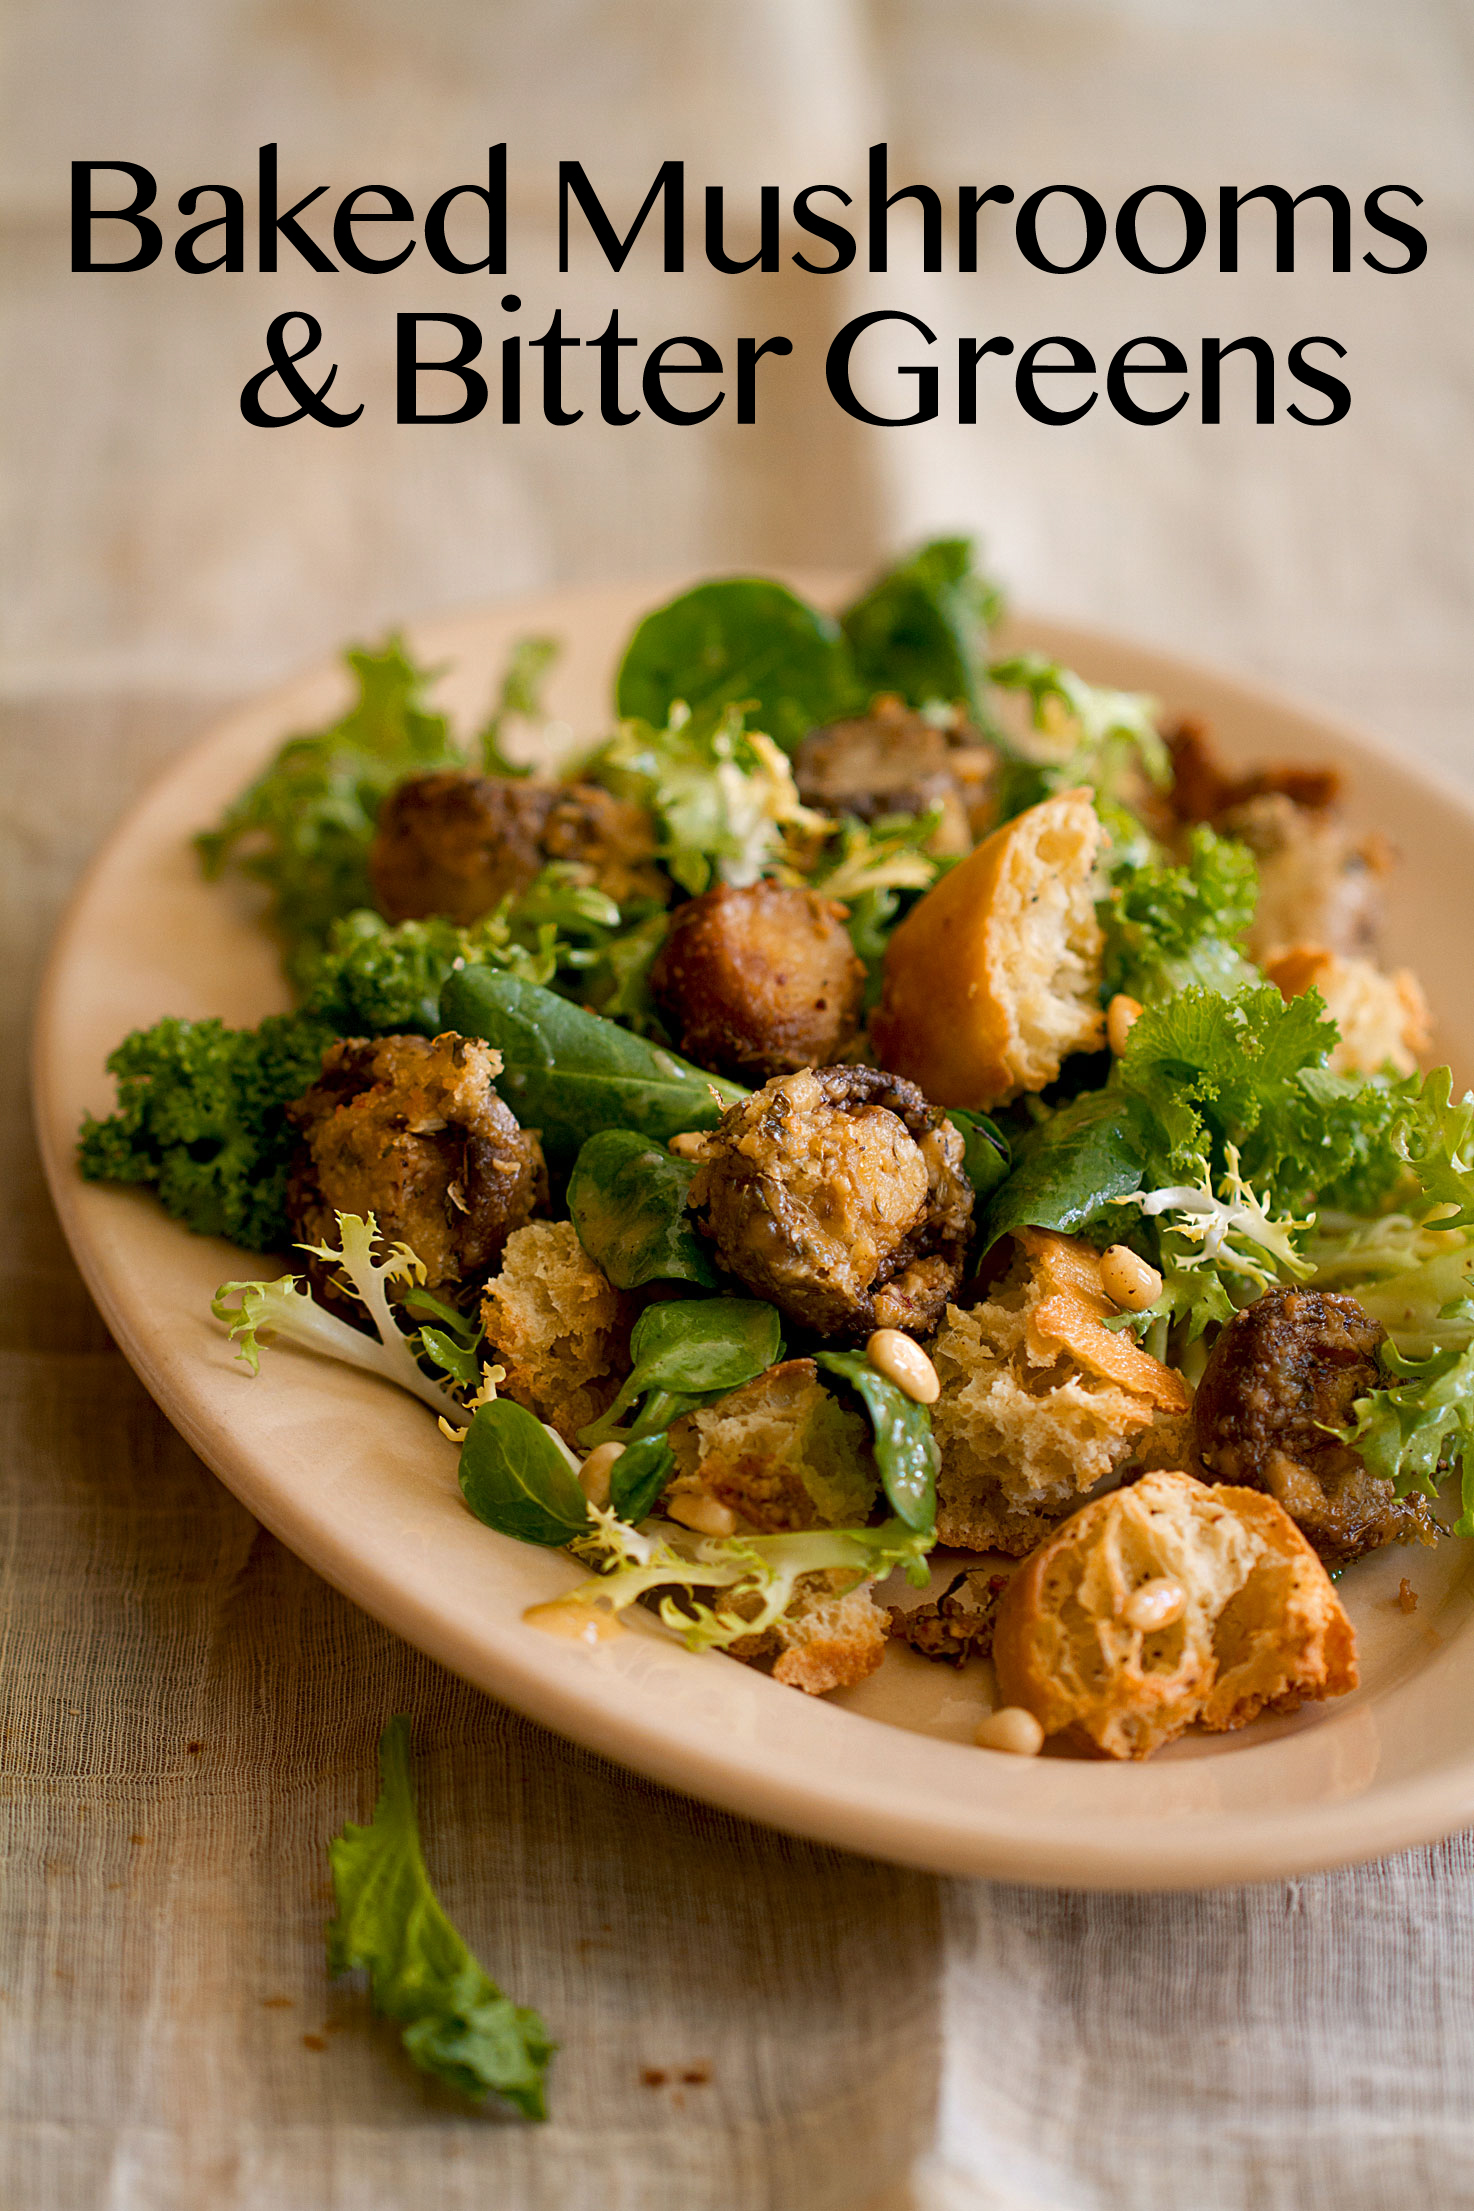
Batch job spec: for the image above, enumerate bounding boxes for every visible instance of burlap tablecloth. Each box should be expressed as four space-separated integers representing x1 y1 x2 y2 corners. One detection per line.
6 5 1474 2205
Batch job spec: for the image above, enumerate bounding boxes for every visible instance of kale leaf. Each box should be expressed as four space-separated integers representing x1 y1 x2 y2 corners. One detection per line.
1101 825 1259 1002
77 1010 335 1249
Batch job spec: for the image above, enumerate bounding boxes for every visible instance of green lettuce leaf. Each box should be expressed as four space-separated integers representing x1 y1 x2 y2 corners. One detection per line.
615 579 857 753
457 1397 591 1545
567 1129 717 1289
1102 825 1259 1002
840 537 1002 720
328 1717 555 2117
813 1350 939 1531
196 640 464 978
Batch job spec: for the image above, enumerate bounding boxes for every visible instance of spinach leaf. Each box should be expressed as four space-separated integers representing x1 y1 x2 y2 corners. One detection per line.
980 1088 1149 1250
568 1130 718 1289
579 1297 783 1446
441 968 746 1170
458 1398 592 1547
840 538 1002 721
814 1350 939 1533
615 579 859 754
608 1434 677 1522
947 1107 1011 1201
327 1716 555 2117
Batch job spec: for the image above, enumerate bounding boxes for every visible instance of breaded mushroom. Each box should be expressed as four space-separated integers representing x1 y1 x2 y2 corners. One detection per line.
686 1065 974 1338
369 768 665 923
795 696 996 852
649 880 866 1082
1192 1286 1435 1568
285 1033 545 1302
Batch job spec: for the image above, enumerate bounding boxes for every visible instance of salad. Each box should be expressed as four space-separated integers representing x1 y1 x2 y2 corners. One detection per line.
78 538 1474 1771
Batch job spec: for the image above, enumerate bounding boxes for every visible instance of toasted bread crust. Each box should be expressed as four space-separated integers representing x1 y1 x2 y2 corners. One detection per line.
992 1470 1357 1760
871 788 1105 1108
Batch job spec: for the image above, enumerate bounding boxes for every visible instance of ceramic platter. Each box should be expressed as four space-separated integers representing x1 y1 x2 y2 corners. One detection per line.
33 575 1474 1888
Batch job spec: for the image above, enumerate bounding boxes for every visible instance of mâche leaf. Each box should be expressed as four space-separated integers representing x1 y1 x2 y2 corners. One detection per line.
567 1129 718 1289
814 1350 939 1532
458 1398 592 1546
442 967 746 1168
947 1107 1011 1202
578 1296 783 1446
327 1716 555 2117
608 1433 677 1522
615 578 858 753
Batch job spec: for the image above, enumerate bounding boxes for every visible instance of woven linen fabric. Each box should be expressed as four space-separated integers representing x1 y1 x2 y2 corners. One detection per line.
7 2 1474 2206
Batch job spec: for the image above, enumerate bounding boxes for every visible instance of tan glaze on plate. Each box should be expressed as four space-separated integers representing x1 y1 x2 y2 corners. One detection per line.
32 576 1474 1889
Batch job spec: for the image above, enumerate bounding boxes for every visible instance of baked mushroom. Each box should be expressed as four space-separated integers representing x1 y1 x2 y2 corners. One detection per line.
686 1065 974 1338
795 696 995 852
368 769 666 923
649 880 866 1082
286 1032 545 1303
1192 1286 1435 1568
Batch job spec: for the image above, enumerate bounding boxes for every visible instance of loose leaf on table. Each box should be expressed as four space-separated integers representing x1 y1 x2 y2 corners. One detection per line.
814 1350 939 1532
567 1129 717 1289
441 967 746 1169
578 1296 784 1447
614 578 859 754
327 1716 555 2118
980 1087 1149 1250
608 1433 677 1522
840 536 1003 722
458 1397 592 1547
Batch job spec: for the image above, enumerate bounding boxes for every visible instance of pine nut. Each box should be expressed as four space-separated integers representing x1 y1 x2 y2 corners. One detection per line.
578 1440 625 1510
667 1131 709 1160
1099 1244 1163 1313
665 1492 738 1539
1123 1577 1185 1633
1107 993 1143 1057
974 1706 1045 1756
866 1328 941 1404
522 1598 623 1644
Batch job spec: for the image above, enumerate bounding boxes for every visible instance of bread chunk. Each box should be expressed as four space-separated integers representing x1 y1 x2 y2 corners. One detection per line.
930 1229 1190 1555
480 1220 632 1444
730 1571 889 1695
992 1469 1358 1759
1219 791 1389 963
871 789 1105 1109
649 880 865 1082
666 1358 878 1533
1265 943 1429 1077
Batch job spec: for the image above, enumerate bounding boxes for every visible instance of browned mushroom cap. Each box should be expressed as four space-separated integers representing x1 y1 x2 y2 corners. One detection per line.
795 697 996 851
1191 1285 1434 1568
686 1064 974 1339
368 768 666 924
285 1032 545 1306
649 880 866 1083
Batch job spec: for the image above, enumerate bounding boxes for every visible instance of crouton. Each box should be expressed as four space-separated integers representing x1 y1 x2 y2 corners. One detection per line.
1265 943 1430 1077
1220 791 1390 963
929 1229 1190 1555
992 1469 1358 1759
871 789 1105 1109
666 1358 878 1533
730 1571 890 1694
480 1220 632 1444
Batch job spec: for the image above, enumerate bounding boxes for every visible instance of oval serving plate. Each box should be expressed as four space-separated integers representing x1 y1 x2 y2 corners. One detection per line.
32 575 1474 1889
